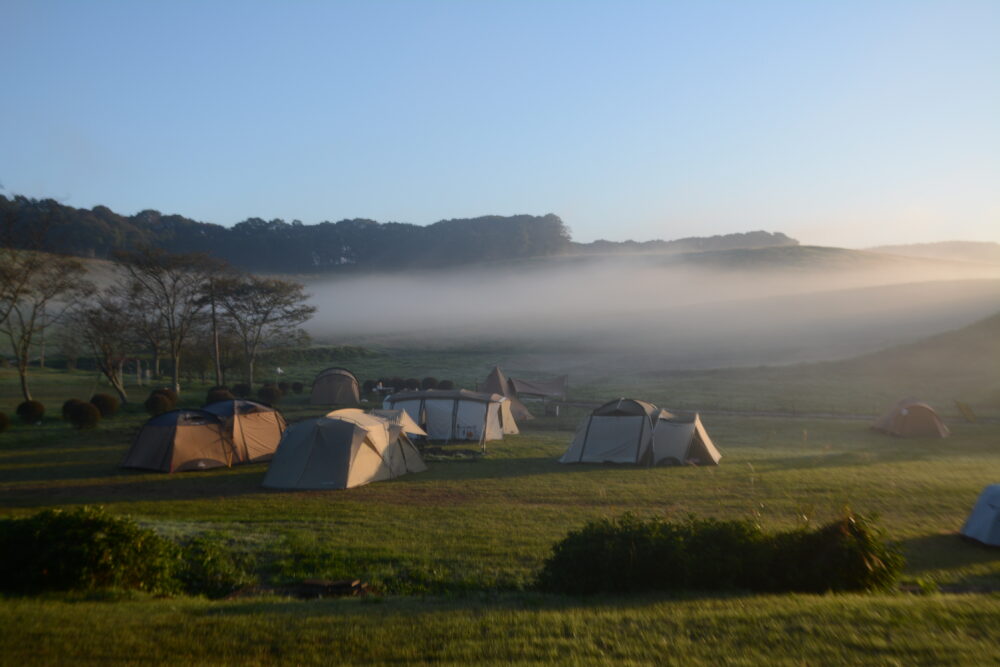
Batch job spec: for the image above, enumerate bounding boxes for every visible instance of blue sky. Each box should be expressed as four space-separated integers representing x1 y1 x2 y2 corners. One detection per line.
2 1 998 246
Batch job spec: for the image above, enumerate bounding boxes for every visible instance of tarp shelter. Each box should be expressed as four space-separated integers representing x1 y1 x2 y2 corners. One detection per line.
309 367 361 406
560 398 721 466
383 389 518 442
121 409 237 473
510 375 567 400
650 413 722 466
871 398 950 438
481 366 533 420
961 484 1000 547
203 399 287 463
370 409 427 437
262 409 426 490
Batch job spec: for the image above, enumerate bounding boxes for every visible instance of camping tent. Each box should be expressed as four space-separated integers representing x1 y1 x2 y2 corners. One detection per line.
510 375 568 400
871 398 950 438
203 399 287 463
960 484 1000 547
481 366 533 420
262 409 426 490
559 398 720 466
370 409 427 437
650 413 721 466
383 389 518 442
121 409 237 473
309 367 361 406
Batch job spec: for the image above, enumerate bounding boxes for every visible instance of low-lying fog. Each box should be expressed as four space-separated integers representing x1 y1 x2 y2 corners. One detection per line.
300 248 1000 374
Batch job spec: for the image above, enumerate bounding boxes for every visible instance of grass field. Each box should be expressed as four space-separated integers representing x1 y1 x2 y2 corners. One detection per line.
2 359 1000 664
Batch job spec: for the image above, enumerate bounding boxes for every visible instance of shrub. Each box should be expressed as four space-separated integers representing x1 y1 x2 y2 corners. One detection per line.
68 402 102 430
232 383 252 398
437 380 454 390
89 393 120 418
291 381 304 394
151 387 178 405
16 400 45 424
277 381 290 395
389 377 405 391
205 388 236 404
362 379 377 395
421 377 439 390
144 392 173 416
0 506 179 595
62 398 88 420
178 534 256 599
0 412 8 434
536 511 903 595
403 378 420 390
257 385 281 405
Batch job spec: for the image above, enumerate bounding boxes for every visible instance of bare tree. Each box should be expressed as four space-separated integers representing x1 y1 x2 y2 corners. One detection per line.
71 290 135 403
115 248 217 395
217 275 316 386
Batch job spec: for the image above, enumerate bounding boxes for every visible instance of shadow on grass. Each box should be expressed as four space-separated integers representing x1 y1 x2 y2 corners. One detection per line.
901 533 1000 574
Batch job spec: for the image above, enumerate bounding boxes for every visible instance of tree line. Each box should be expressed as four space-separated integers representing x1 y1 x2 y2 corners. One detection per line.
1 208 315 403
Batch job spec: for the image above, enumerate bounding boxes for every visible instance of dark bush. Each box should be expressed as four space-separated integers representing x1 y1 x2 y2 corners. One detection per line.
16 400 45 424
208 385 229 394
89 393 120 418
0 412 8 434
0 506 179 595
232 383 252 398
151 387 178 405
62 398 88 420
277 381 290 395
536 511 903 595
389 377 405 391
403 378 420 390
144 392 174 416
291 381 304 394
362 379 377 395
257 385 281 405
68 402 102 430
178 534 256 599
437 380 454 390
205 388 236 404
421 377 439 390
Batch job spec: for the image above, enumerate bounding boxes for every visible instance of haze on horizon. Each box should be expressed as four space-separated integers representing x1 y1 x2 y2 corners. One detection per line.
2 1 998 249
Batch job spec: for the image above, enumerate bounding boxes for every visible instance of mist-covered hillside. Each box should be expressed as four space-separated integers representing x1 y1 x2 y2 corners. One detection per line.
867 241 1000 265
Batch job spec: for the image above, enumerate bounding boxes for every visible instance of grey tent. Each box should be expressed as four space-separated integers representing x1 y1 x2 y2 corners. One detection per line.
262 410 426 490
481 366 533 421
510 375 567 400
121 409 237 473
383 389 518 442
560 398 720 466
961 484 1000 546
309 367 361 406
871 398 949 438
203 399 287 463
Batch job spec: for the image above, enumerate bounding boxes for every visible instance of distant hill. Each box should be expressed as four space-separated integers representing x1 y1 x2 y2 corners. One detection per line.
569 230 797 254
868 241 1000 265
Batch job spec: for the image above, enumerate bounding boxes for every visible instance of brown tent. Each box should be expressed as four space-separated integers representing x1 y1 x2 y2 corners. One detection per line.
309 367 361 406
121 409 238 473
481 366 533 421
203 399 287 463
871 398 950 438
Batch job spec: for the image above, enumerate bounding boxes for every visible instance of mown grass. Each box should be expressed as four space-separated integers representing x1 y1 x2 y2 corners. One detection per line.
2 362 1000 663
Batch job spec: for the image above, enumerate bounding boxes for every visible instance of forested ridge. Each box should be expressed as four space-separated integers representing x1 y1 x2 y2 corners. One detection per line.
0 194 795 272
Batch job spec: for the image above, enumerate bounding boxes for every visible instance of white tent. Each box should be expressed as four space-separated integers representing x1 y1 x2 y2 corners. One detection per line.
961 484 1000 546
383 389 518 443
651 413 721 466
370 408 427 437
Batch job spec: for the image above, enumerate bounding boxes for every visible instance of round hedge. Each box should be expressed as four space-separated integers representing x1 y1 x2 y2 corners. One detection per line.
205 389 236 404
62 398 88 420
291 381 304 395
277 381 290 395
421 377 439 390
0 412 9 434
437 380 454 390
403 378 420 390
232 383 252 398
256 385 281 405
16 400 45 424
68 402 101 430
149 389 177 410
362 379 377 395
144 393 173 416
89 393 120 418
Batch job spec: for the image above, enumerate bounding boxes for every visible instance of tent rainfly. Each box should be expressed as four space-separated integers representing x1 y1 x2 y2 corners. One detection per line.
961 484 1000 547
481 366 533 421
559 398 721 466
262 409 426 490
121 409 237 473
871 398 950 438
370 409 427 437
510 375 568 400
309 367 361 406
383 389 518 442
203 399 287 463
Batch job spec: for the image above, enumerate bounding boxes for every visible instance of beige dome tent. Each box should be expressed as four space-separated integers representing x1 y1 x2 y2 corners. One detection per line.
961 484 1000 547
560 398 721 466
871 398 949 438
309 367 361 406
121 409 237 473
370 408 427 438
262 409 426 490
481 366 533 421
203 399 287 463
383 389 518 443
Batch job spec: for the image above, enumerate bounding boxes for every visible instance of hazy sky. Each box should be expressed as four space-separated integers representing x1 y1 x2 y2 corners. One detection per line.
2 1 998 247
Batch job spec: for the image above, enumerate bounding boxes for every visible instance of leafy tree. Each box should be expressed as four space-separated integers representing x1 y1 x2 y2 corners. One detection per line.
71 290 135 403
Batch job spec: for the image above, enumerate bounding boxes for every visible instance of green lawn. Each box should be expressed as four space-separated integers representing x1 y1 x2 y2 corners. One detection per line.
2 363 1000 663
